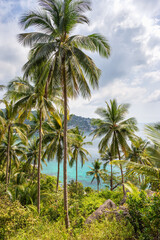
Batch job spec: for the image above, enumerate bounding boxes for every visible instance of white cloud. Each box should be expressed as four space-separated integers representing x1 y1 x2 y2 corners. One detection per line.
145 90 160 103
91 80 147 104
0 0 160 123
69 80 147 118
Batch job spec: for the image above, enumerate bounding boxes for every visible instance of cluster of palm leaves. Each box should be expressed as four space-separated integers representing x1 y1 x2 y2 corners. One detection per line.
0 0 111 228
89 99 160 194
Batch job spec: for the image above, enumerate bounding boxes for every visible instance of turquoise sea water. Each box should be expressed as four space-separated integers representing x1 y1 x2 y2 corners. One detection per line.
42 134 104 189
42 124 145 189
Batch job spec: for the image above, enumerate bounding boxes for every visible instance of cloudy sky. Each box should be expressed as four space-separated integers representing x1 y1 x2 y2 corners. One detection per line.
0 0 160 123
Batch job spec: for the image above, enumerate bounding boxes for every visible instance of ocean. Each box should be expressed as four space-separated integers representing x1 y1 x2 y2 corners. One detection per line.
42 124 146 189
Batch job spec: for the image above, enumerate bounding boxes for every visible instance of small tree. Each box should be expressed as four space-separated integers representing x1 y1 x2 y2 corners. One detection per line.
87 159 103 192
69 127 92 191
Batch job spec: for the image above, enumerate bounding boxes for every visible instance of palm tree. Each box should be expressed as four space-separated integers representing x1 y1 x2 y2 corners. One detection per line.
69 127 92 190
18 0 110 228
112 125 160 189
0 100 28 190
87 159 103 192
126 137 149 184
91 99 138 195
43 115 64 192
25 137 46 176
100 146 115 191
6 75 60 214
0 134 27 183
128 137 149 165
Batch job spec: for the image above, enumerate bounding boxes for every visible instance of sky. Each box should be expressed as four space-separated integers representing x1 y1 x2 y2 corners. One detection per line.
0 0 160 123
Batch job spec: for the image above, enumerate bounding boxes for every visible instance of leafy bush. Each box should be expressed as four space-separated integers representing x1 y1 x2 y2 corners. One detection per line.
0 195 36 239
9 217 134 240
99 187 123 204
127 191 160 240
68 180 84 199
84 187 93 194
76 218 134 240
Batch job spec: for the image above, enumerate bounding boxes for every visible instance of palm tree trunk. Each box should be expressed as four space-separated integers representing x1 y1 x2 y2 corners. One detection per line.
117 147 126 196
6 125 10 191
56 160 60 192
110 160 113 191
33 158 36 174
76 156 78 191
32 157 36 180
97 179 99 193
62 55 70 229
8 154 12 183
37 108 42 214
45 66 52 99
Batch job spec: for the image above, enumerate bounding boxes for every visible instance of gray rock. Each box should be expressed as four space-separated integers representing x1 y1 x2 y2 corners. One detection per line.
85 199 129 224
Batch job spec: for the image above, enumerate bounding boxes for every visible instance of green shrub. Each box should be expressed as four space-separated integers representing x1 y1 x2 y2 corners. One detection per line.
74 218 134 240
84 187 93 194
68 180 84 199
99 187 123 204
9 217 134 240
0 195 36 239
127 191 160 240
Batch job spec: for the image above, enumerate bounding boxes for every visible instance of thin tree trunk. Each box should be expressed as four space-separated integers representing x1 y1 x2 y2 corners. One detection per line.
117 147 126 196
37 108 42 214
45 66 52 99
76 155 78 191
112 183 121 190
6 125 10 191
56 160 60 192
138 175 141 185
62 55 70 228
97 180 99 193
8 154 12 183
32 157 36 180
110 160 113 191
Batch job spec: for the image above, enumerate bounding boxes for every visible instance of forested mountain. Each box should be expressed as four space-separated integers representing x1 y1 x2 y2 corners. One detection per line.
68 114 96 132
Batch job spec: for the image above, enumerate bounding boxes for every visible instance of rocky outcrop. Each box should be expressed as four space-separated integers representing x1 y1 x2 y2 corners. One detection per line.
85 199 129 224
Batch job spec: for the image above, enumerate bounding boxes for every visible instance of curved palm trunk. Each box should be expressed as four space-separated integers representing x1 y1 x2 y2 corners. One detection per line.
76 156 78 191
37 108 42 214
117 147 126 196
56 160 60 192
62 56 70 228
6 125 10 191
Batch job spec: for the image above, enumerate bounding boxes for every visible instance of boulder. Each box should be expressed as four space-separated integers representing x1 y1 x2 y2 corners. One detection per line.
85 199 129 224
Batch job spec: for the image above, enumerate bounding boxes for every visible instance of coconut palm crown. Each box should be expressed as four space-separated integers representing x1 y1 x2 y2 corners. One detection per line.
91 99 138 195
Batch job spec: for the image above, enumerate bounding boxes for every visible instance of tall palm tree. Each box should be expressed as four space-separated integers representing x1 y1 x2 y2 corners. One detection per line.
18 0 110 228
6 75 60 214
69 127 92 190
87 159 103 192
91 99 138 195
0 100 28 190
